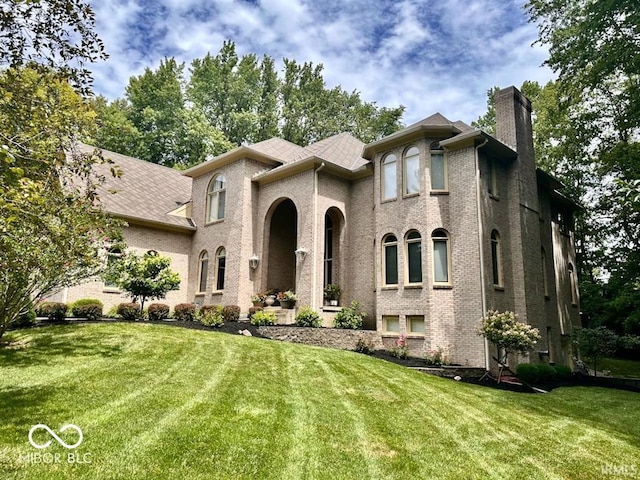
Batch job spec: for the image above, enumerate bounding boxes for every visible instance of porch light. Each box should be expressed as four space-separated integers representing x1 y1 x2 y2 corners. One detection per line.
294 248 308 262
249 254 259 270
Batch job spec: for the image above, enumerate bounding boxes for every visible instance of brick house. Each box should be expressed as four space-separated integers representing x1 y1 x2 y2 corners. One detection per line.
56 86 580 368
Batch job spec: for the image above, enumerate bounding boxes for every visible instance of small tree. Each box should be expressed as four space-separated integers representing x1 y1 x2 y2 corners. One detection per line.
104 250 180 312
478 310 541 364
573 327 617 378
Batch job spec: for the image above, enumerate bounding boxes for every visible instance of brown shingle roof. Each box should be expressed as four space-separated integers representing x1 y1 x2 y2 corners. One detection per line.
304 132 367 170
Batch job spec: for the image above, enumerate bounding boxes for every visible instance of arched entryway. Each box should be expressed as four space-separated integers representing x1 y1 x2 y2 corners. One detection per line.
265 198 298 291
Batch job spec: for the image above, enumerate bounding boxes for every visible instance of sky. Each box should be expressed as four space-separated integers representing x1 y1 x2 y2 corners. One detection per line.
88 0 555 127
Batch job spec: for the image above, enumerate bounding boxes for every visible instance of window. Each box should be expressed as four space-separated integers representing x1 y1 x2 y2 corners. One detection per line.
569 263 578 305
431 229 450 285
215 247 226 291
488 159 498 197
407 315 425 335
207 174 226 222
491 230 503 287
541 248 549 297
383 234 398 286
198 251 209 293
383 315 400 334
381 154 397 201
405 230 422 284
430 142 447 191
324 214 333 287
403 147 420 195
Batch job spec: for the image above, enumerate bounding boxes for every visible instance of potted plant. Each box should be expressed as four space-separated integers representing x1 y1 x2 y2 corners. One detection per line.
251 293 265 307
324 284 341 306
277 290 297 309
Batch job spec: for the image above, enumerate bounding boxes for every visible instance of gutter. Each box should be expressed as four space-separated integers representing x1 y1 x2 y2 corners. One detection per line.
474 139 490 372
312 163 326 310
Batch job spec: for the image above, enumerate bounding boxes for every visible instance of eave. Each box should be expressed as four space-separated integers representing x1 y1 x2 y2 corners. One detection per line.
439 130 517 160
115 214 197 233
251 156 372 185
182 146 283 178
363 124 461 159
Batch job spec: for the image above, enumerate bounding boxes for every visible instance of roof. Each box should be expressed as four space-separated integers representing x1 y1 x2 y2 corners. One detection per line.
77 144 195 231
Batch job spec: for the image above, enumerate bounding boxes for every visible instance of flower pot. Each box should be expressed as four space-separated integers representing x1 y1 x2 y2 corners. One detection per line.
280 299 296 309
265 295 276 307
329 300 338 306
252 300 263 307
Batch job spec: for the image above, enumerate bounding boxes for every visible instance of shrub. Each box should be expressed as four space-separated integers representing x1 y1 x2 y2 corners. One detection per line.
295 306 321 327
537 363 557 382
334 301 366 329
174 303 197 322
516 363 539 384
147 303 170 321
200 305 224 327
71 299 104 320
554 364 572 379
14 308 36 328
105 305 120 318
223 305 241 322
425 345 451 366
116 302 140 321
248 307 263 320
250 310 277 326
35 302 67 323
354 336 374 354
391 335 409 359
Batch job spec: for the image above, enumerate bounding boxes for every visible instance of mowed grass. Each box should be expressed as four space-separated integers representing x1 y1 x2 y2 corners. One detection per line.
599 357 640 378
0 323 638 480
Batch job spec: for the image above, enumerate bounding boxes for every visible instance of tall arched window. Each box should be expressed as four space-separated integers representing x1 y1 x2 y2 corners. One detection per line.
215 247 226 291
491 230 503 287
403 147 420 195
324 214 334 286
569 263 578 305
381 154 397 201
405 230 422 284
207 174 226 222
382 234 398 286
198 250 209 293
431 229 450 285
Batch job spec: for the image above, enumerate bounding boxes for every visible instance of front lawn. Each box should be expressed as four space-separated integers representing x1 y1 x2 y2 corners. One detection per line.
0 323 638 479
599 357 640 378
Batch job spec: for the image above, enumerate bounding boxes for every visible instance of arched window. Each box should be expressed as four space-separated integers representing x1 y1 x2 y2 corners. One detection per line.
324 213 334 286
430 141 447 192
491 230 503 287
198 251 209 293
207 174 226 222
568 263 578 305
381 154 397 201
541 248 549 297
403 147 420 195
431 229 450 285
215 247 226 291
405 230 422 284
382 234 398 286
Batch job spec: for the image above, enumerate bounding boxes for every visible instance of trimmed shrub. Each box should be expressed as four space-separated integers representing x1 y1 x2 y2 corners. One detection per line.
334 301 366 329
536 363 557 382
554 364 572 379
222 305 241 323
35 302 67 323
200 305 224 327
248 307 263 320
295 306 321 327
516 363 539 384
354 336 374 354
174 303 197 322
116 302 140 321
250 310 277 326
71 299 104 320
14 308 37 328
147 303 170 321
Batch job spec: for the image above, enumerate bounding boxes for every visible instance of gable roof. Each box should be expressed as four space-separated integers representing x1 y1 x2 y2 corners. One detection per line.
78 144 195 231
304 132 367 170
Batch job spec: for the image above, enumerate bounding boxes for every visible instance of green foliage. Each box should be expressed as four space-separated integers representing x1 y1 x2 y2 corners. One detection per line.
573 327 618 376
71 299 103 320
354 336 374 354
478 310 540 356
295 307 321 328
554 365 572 379
516 363 560 384
390 335 409 359
425 346 451 366
334 301 366 329
200 305 224 327
222 305 241 323
35 302 67 323
250 310 277 326
617 334 640 359
13 308 36 329
515 363 539 384
173 303 197 322
147 303 170 322
323 284 341 301
116 303 140 321
248 307 263 320
104 250 180 312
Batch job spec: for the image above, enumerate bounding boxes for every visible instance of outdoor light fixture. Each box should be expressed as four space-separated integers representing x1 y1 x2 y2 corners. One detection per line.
249 254 259 270
294 248 308 262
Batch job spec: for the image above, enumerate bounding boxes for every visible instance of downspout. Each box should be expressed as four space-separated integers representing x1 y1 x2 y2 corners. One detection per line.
312 162 326 310
474 139 490 372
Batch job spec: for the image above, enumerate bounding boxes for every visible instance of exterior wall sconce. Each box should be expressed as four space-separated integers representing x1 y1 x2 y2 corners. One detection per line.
294 248 308 262
249 254 259 270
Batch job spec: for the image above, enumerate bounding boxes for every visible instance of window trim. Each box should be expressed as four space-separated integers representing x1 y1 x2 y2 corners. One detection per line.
197 250 209 294
429 150 448 193
206 173 226 224
405 230 423 286
406 315 425 337
491 230 503 288
381 153 397 202
382 234 399 287
382 315 400 335
402 146 420 197
431 229 451 286
214 247 226 292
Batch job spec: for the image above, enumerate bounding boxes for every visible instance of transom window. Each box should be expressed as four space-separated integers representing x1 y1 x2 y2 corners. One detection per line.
403 147 420 195
382 154 397 201
215 247 226 291
198 250 209 293
383 234 398 286
207 174 226 222
405 230 422 284
431 229 451 285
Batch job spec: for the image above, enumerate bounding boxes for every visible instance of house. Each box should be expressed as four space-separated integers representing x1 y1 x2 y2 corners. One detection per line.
55 86 581 368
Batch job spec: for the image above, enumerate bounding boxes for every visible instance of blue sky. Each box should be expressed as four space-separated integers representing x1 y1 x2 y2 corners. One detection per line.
89 0 554 126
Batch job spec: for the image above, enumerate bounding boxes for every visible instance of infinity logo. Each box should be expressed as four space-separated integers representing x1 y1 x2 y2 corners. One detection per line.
28 424 83 449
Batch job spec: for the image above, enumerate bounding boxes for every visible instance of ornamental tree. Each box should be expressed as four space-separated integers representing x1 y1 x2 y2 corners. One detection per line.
478 310 541 361
104 250 180 312
572 327 617 378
